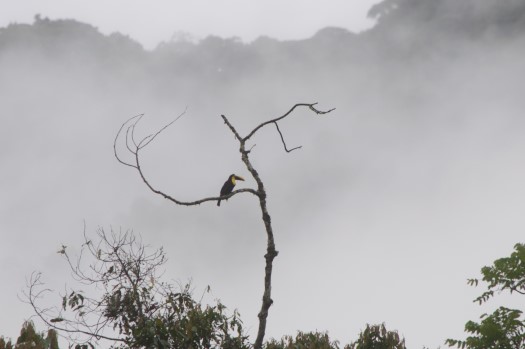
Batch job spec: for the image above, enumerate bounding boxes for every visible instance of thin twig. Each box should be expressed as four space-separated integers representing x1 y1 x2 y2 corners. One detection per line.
246 144 256 153
113 113 142 168
138 107 188 149
310 103 336 115
131 114 145 149
220 114 243 142
274 122 302 153
125 125 137 155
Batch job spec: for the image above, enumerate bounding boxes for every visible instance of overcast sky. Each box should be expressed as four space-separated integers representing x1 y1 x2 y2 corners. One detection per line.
1 0 378 49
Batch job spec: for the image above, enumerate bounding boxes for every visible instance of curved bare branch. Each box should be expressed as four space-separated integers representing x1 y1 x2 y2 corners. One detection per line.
115 112 259 206
130 113 146 148
113 113 142 169
138 107 188 149
134 149 258 205
243 103 335 142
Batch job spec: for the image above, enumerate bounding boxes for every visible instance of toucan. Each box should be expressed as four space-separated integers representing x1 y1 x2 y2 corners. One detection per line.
217 174 245 206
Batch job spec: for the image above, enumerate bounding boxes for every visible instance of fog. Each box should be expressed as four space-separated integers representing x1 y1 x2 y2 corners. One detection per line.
1 0 525 347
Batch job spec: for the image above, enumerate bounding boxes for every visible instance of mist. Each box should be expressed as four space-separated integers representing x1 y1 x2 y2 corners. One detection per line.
1 0 525 347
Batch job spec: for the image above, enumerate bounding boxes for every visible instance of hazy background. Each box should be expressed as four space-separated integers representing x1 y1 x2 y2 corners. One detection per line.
1 0 525 347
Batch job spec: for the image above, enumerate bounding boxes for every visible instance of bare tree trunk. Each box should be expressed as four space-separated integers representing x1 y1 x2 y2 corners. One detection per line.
238 143 278 349
254 193 278 349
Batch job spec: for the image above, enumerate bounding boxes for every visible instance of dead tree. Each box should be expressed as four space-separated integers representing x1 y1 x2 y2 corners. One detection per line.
114 103 335 349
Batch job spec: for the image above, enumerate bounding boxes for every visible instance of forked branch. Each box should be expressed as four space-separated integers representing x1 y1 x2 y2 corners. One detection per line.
221 103 334 349
243 102 335 143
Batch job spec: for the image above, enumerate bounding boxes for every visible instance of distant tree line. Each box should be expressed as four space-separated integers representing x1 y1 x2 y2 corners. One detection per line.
0 0 523 84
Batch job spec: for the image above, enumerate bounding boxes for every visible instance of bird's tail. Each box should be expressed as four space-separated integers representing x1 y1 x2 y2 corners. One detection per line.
217 199 221 207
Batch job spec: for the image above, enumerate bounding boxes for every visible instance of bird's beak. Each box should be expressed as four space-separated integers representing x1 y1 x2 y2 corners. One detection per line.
234 175 245 181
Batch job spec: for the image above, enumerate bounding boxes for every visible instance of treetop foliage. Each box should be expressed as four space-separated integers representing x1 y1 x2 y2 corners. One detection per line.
470 243 525 304
264 324 406 349
265 331 340 349
0 321 58 349
24 227 408 348
446 243 525 349
26 228 250 349
347 323 406 349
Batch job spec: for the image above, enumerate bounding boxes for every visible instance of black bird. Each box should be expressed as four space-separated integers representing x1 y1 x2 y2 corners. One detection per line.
218 174 245 206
